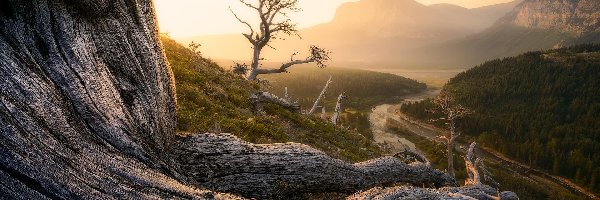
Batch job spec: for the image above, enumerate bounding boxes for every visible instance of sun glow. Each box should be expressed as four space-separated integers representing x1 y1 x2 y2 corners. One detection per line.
153 0 514 38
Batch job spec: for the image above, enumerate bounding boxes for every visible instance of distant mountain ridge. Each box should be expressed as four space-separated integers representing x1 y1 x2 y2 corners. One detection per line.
425 0 600 67
186 0 521 66
499 0 600 33
186 0 599 70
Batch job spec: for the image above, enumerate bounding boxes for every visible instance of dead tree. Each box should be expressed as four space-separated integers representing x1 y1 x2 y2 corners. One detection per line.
349 185 518 200
230 0 331 80
0 1 515 199
331 92 347 125
464 142 482 186
321 107 327 119
431 91 472 180
284 87 290 101
308 76 333 114
172 133 454 199
250 91 300 113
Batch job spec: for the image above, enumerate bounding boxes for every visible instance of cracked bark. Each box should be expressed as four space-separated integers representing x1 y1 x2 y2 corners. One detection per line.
171 133 454 199
0 1 516 199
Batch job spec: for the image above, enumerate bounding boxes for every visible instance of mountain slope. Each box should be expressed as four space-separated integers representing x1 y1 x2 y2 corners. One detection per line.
427 0 600 67
185 0 520 65
402 45 600 194
161 36 385 162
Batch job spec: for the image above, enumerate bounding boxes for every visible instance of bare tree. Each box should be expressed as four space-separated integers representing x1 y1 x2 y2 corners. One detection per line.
230 0 331 81
464 142 482 186
331 92 347 125
308 76 333 114
250 91 300 113
430 91 472 180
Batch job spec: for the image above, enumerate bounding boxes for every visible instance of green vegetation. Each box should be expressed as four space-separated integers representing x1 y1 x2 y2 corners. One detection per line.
162 36 382 162
401 45 600 194
261 66 426 139
262 66 427 112
386 119 576 200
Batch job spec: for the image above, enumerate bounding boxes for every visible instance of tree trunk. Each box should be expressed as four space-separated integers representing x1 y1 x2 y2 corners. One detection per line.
308 76 332 114
0 1 515 199
448 120 457 180
0 0 236 199
448 136 456 180
171 133 454 199
247 45 263 80
331 92 346 125
349 185 518 200
250 91 300 112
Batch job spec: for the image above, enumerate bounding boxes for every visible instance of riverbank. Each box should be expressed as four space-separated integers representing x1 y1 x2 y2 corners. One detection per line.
373 89 598 199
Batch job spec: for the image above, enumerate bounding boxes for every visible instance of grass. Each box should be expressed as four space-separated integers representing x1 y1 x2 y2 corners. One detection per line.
162 35 382 162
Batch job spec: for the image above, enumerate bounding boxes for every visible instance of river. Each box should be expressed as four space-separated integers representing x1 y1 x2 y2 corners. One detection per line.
369 89 440 153
369 89 599 199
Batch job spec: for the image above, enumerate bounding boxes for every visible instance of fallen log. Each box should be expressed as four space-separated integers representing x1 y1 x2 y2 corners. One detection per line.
171 133 454 198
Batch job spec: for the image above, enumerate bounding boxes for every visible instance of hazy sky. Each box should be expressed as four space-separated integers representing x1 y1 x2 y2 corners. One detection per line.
154 0 513 38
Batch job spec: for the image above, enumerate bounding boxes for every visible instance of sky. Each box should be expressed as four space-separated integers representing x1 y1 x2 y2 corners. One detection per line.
154 0 513 38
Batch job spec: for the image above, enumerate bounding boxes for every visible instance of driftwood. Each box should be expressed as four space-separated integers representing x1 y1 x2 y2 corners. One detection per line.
171 133 453 199
0 0 516 199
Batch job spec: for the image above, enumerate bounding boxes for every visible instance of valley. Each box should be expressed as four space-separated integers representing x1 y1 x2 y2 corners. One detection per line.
370 89 598 199
2 0 599 199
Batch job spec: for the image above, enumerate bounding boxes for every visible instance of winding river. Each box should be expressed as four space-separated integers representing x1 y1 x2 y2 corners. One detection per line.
369 89 598 199
369 89 440 153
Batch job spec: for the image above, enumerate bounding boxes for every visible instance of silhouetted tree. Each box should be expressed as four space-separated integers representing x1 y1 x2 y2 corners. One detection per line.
430 91 472 181
230 0 331 81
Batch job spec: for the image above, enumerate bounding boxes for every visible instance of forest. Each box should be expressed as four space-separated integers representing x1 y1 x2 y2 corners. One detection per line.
401 44 600 193
262 66 427 112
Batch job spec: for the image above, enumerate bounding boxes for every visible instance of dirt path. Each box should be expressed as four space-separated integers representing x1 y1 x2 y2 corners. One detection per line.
382 90 599 199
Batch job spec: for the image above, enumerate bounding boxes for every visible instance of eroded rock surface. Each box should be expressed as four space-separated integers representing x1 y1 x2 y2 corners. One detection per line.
501 0 600 33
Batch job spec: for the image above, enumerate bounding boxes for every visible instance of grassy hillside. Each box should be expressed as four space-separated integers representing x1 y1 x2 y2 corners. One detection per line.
161 36 385 162
401 44 600 194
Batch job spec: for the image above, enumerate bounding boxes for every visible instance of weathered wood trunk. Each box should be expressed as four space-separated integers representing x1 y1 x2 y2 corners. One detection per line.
171 133 454 199
0 1 515 199
349 185 519 200
308 76 332 114
0 0 236 199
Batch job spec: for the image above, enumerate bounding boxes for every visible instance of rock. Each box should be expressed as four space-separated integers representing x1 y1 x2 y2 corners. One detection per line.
501 0 600 33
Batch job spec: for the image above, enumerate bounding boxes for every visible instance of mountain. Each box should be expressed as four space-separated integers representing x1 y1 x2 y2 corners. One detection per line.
401 45 600 195
0 1 491 199
186 0 520 67
500 0 600 33
426 0 600 67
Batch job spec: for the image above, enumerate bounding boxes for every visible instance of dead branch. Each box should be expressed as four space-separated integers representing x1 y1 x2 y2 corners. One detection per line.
308 76 333 114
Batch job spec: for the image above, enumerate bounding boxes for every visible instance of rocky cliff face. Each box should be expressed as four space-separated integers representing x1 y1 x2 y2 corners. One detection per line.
501 0 600 33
